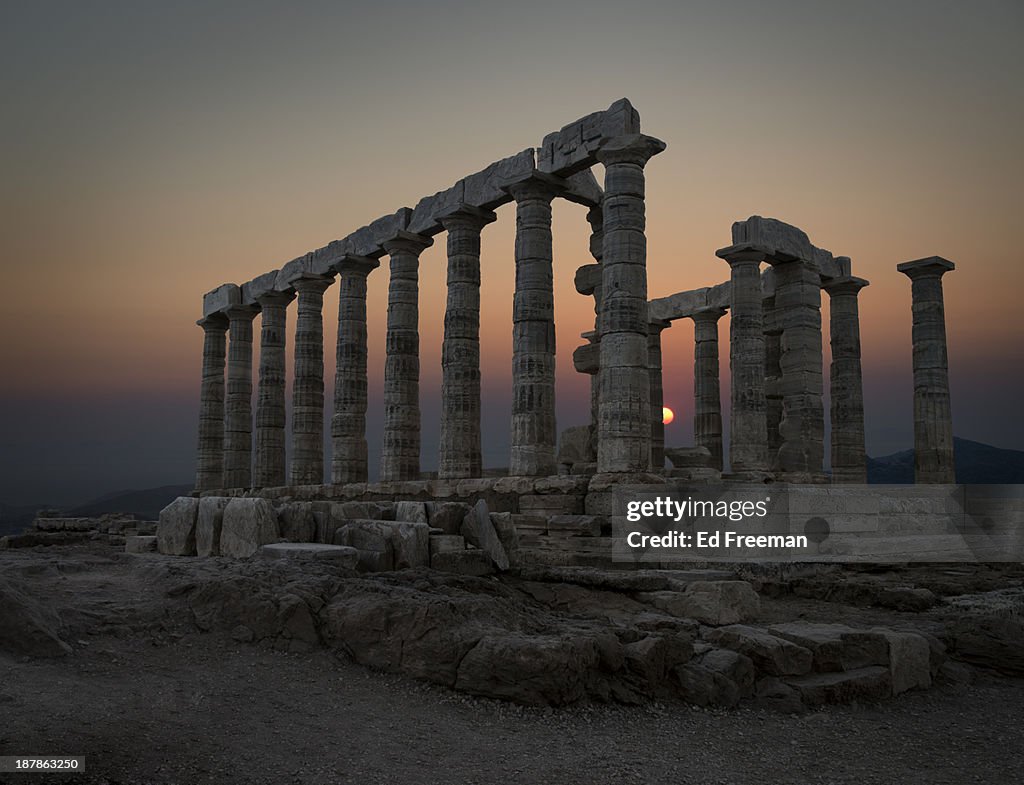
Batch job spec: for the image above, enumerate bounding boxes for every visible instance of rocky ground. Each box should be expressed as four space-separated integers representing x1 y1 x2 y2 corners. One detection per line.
1 541 1023 784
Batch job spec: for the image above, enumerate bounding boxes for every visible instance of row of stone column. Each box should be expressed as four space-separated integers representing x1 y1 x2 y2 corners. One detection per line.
194 171 595 490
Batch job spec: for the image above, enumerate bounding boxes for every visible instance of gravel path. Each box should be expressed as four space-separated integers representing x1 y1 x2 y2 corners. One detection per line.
2 634 1022 785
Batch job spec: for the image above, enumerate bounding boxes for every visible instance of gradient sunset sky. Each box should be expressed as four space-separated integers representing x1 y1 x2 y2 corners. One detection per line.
2 0 1022 506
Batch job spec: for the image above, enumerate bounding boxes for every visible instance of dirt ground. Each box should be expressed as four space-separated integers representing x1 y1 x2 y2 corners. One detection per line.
1 544 1023 785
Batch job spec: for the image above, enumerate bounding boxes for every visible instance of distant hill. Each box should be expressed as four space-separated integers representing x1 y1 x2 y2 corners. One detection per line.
867 437 1024 484
67 484 193 519
0 484 192 538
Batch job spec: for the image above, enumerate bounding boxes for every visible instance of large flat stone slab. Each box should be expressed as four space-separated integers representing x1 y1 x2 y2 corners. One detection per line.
157 497 200 556
258 543 358 569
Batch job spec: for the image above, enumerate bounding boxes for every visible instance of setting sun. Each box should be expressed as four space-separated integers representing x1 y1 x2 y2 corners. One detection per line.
662 406 674 425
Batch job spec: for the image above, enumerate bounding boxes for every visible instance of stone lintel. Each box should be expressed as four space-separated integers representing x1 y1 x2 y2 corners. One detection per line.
561 169 603 208
464 149 536 210
240 270 282 306
332 253 380 277
823 275 870 296
897 256 956 278
408 183 465 237
575 263 603 296
276 253 323 290
648 281 732 323
538 98 642 176
202 283 241 317
648 318 671 334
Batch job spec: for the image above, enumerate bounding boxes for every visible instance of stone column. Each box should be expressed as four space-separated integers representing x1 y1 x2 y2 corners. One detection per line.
897 256 956 483
289 274 334 486
823 276 869 483
331 256 379 485
647 319 671 470
771 257 825 478
716 244 768 473
506 175 564 477
690 306 727 472
438 206 497 479
593 134 666 473
223 304 259 488
195 314 229 491
581 206 604 459
380 232 432 483
762 273 784 457
252 291 294 488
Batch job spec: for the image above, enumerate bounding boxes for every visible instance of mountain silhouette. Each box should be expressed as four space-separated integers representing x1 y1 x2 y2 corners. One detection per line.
867 437 1024 484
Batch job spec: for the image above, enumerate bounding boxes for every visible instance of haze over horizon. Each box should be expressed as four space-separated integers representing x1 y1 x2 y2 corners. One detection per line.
2 1 1023 506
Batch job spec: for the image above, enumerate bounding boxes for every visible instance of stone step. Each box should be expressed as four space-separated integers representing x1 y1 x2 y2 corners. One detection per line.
258 543 358 568
785 666 892 705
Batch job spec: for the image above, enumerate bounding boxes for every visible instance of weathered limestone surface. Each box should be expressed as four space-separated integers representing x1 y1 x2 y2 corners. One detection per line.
762 277 783 459
202 283 240 318
223 305 259 488
898 257 956 484
258 542 358 569
647 320 670 470
824 276 869 483
538 98 641 176
380 232 432 482
438 207 496 479
195 314 228 491
221 498 280 558
594 134 665 473
690 307 726 471
717 245 768 472
331 256 379 485
289 274 334 486
772 258 825 476
196 496 230 557
253 290 294 488
506 174 564 477
157 497 200 556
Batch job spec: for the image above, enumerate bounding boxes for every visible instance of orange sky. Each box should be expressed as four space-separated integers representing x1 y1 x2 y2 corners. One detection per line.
1 1 1022 504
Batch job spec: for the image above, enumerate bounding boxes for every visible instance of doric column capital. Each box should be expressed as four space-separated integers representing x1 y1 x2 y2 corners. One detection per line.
690 306 728 325
197 313 229 331
291 273 334 295
647 318 672 336
255 290 296 309
823 275 870 297
575 263 603 296
595 134 667 167
716 243 768 266
438 205 498 233
382 230 433 257
897 256 956 280
501 171 567 203
332 254 380 278
223 304 259 322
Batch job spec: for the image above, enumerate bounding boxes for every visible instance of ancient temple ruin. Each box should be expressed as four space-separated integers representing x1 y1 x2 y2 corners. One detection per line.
191 98 957 517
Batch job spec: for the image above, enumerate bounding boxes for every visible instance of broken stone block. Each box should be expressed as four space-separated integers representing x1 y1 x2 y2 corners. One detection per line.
334 520 395 572
547 515 603 537
394 501 429 523
768 622 889 672
257 543 358 569
277 502 316 543
704 625 813 676
876 629 932 694
460 500 509 570
196 496 230 557
637 581 759 625
220 498 280 558
785 666 892 705
390 522 430 569
157 497 200 556
427 502 471 535
664 446 713 468
124 535 158 554
489 512 522 567
429 534 466 556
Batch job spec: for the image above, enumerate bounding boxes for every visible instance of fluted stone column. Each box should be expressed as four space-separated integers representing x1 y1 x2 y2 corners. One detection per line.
583 207 604 459
331 256 379 485
289 274 333 486
717 244 768 473
438 206 496 479
771 258 825 477
506 175 564 477
594 134 666 473
195 314 229 491
380 232 432 482
690 306 727 472
253 291 294 488
762 277 784 457
223 304 259 488
824 276 869 483
648 319 671 471
898 256 956 483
